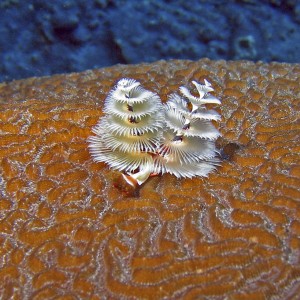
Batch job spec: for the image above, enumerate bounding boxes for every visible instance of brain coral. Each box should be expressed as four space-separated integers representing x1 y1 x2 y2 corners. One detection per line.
0 59 300 299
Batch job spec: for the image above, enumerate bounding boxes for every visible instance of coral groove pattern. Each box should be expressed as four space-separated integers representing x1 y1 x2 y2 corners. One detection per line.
0 59 300 299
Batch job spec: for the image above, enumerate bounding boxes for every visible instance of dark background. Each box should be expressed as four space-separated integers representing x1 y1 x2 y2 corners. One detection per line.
1 0 299 82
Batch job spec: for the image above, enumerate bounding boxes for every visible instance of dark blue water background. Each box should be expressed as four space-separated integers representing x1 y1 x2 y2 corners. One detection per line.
0 0 299 82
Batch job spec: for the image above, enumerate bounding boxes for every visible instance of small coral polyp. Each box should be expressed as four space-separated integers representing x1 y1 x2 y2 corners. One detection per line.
88 78 221 186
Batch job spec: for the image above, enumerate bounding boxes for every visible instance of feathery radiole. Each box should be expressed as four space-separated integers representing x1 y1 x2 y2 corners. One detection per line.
88 78 221 186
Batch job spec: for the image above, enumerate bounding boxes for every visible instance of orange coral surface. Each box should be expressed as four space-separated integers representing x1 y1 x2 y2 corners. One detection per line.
0 59 300 299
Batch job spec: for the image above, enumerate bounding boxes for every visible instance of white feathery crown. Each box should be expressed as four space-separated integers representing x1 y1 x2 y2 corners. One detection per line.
88 78 222 186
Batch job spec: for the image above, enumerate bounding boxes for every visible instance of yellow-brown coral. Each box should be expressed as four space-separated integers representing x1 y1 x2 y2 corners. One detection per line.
0 59 300 299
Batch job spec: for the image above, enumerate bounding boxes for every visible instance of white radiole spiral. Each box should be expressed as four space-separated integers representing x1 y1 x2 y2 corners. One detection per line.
88 78 222 186
88 78 164 185
154 79 221 179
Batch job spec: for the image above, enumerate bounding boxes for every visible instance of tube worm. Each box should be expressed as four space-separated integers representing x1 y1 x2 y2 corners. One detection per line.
88 78 164 186
154 80 221 178
88 78 221 186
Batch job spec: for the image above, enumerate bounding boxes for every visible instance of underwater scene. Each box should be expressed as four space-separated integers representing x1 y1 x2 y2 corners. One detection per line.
0 1 300 299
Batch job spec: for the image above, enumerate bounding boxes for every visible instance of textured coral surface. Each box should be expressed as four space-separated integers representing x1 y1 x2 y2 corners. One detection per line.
0 59 300 299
